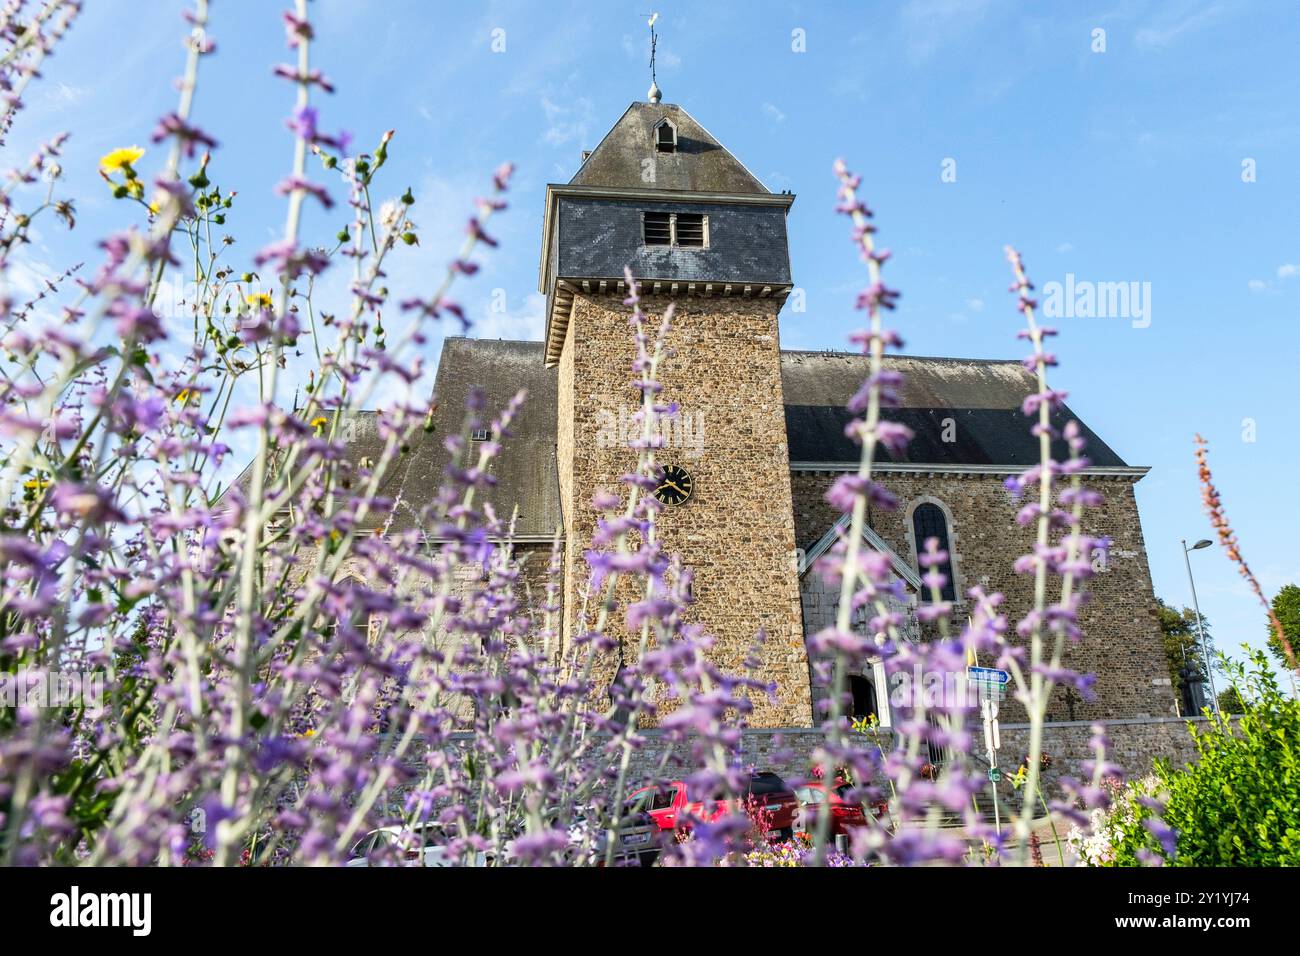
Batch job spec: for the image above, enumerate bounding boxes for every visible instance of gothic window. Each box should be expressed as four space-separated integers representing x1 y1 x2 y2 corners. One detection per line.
911 502 956 602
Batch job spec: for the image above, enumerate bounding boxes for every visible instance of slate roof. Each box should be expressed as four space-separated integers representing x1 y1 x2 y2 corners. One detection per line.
363 338 561 536
226 339 563 539
232 339 1129 538
780 351 1128 468
568 102 770 194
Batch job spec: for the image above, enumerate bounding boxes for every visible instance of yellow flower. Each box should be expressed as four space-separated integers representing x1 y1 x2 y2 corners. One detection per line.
99 145 145 173
23 477 51 491
175 388 195 405
310 416 328 429
246 292 274 310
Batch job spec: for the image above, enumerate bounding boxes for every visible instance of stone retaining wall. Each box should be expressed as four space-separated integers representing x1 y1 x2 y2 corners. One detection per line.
432 715 1212 805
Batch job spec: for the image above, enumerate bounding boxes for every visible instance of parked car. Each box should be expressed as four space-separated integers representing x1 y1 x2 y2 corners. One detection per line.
346 823 487 867
629 771 801 840
587 797 664 866
792 780 887 837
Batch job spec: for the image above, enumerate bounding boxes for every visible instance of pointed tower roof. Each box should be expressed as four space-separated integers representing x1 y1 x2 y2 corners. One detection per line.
568 102 769 194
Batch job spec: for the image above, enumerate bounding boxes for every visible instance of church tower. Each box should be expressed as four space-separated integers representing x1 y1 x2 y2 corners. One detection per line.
539 92 812 727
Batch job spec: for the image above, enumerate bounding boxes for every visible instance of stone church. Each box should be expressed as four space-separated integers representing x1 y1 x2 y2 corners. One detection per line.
347 96 1175 730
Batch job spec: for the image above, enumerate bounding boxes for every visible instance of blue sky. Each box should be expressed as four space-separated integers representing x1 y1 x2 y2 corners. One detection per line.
6 0 1298 672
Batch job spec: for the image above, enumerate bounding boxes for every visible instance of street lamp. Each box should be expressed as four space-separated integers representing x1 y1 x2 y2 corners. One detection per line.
1181 538 1217 714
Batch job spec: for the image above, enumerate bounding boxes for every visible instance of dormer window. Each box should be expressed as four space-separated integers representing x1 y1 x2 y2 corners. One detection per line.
642 211 708 248
654 119 676 152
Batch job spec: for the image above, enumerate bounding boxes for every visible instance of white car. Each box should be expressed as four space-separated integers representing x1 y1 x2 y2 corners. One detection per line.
346 823 487 867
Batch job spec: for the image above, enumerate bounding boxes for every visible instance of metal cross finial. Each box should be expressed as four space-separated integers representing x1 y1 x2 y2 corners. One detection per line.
643 12 661 102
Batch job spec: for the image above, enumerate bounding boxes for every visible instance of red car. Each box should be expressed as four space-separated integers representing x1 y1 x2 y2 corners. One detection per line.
629 772 801 839
791 780 887 837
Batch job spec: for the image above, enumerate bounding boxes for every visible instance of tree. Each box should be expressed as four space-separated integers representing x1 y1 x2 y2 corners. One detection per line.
1266 584 1300 672
1156 598 1212 704
1217 685 1246 714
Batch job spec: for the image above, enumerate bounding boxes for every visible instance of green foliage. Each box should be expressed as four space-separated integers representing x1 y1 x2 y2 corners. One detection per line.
1155 598 1210 693
1101 651 1300 866
1266 583 1300 671
1217 685 1246 714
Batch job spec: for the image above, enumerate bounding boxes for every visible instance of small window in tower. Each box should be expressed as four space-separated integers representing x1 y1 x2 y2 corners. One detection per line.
655 120 676 152
675 213 706 247
643 211 672 245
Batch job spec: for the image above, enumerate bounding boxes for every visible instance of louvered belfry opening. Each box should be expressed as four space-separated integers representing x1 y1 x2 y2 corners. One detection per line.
655 121 676 152
643 211 672 244
674 212 706 247
642 211 706 247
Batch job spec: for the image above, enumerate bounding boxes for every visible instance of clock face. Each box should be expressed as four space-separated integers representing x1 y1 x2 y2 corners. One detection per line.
653 464 694 506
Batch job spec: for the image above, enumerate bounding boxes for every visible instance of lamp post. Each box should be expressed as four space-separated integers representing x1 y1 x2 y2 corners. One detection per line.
1181 538 1217 713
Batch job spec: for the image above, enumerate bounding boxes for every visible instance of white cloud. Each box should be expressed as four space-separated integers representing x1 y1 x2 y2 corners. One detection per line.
762 102 786 124
657 48 682 70
34 82 90 113
540 94 595 148
899 0 992 62
1056 242 1074 254
965 297 985 312
1135 3 1225 50
4 256 50 300
472 290 546 342
1252 264 1300 292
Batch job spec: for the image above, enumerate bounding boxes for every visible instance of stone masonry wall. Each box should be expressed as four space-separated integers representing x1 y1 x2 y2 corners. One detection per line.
400 716 1210 821
608 717 1208 801
791 472 1175 722
555 292 811 727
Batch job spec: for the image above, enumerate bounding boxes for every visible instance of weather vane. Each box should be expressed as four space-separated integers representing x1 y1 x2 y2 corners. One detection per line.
644 11 661 102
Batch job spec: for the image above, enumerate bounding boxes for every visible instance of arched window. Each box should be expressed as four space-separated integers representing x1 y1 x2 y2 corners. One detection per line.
654 118 676 152
911 502 956 602
848 674 878 722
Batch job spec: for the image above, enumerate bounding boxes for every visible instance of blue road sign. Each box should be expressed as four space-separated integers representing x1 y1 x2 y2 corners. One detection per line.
967 666 1010 685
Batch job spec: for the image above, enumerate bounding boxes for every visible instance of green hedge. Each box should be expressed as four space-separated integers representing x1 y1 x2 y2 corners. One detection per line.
1105 652 1300 866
